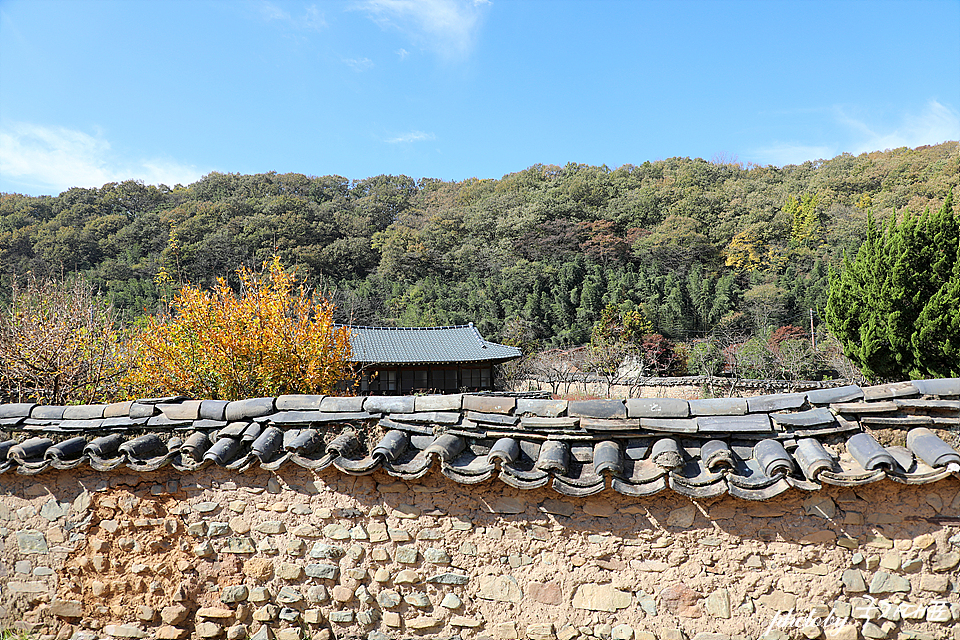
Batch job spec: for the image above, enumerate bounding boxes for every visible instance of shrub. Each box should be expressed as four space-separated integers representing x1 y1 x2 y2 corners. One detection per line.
638 333 687 376
0 275 125 404
686 338 724 376
768 325 808 350
123 257 354 400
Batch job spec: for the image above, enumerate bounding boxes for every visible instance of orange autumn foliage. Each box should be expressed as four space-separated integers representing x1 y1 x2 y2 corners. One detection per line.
123 257 354 400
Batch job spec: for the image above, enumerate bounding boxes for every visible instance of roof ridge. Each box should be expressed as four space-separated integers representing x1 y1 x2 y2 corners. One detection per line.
468 322 489 349
337 324 474 331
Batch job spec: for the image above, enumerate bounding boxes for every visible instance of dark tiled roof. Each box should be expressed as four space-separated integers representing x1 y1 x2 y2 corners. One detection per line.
343 324 521 365
1 379 959 500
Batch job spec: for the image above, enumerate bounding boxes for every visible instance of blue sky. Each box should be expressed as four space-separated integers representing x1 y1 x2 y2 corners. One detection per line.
1 0 958 196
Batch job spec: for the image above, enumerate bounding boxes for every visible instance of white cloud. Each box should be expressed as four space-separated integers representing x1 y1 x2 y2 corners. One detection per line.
396 47 409 60
0 122 204 195
258 1 326 32
752 142 835 167
355 0 490 60
841 100 960 154
259 1 290 22
301 4 327 31
385 130 436 144
751 100 960 167
343 57 375 71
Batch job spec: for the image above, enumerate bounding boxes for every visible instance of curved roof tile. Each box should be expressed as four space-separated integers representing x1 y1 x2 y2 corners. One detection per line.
343 323 521 364
2 379 959 499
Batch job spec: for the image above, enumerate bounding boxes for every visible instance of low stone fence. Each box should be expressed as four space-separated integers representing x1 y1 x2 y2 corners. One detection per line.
1 380 959 640
2 467 959 640
510 376 855 400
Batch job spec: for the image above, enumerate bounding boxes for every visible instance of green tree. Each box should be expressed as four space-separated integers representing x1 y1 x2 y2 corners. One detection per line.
824 192 959 380
786 193 822 248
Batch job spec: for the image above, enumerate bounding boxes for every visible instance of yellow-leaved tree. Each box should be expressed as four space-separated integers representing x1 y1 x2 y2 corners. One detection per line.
123 257 354 400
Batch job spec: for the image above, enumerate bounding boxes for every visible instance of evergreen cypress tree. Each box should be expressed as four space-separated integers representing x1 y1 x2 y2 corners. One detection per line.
825 192 959 380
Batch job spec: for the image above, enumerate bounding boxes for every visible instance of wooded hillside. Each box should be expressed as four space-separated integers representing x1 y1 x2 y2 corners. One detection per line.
2 143 957 351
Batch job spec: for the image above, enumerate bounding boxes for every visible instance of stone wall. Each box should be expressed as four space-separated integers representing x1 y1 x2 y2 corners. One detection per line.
2 466 959 640
511 376 850 401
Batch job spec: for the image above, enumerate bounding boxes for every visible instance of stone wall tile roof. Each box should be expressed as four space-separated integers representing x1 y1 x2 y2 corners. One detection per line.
1 379 959 499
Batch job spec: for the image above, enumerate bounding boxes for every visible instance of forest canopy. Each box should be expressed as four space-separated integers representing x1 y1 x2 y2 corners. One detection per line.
1 143 957 371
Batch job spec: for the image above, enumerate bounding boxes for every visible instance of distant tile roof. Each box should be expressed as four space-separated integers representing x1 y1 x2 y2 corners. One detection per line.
343 323 521 365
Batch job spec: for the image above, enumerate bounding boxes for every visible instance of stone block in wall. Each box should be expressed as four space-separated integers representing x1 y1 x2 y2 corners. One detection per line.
276 586 304 605
16 530 48 554
394 569 420 584
382 612 401 628
841 569 866 593
305 563 339 580
6 581 48 594
539 499 575 517
488 496 525 514
222 537 257 553
426 572 469 585
868 571 911 594
527 623 555 640
395 547 418 563
221 586 249 604
932 551 960 572
450 616 482 628
570 584 631 612
195 623 222 639
39 498 68 521
920 574 950 593
103 625 149 638
528 581 563 605
406 616 439 630
557 625 579 640
327 611 353 624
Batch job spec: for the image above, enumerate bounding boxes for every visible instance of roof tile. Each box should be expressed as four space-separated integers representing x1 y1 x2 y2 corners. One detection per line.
345 324 520 364
4 378 960 501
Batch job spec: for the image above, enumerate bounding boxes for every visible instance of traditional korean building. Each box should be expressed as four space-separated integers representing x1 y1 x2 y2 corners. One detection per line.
344 323 522 394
